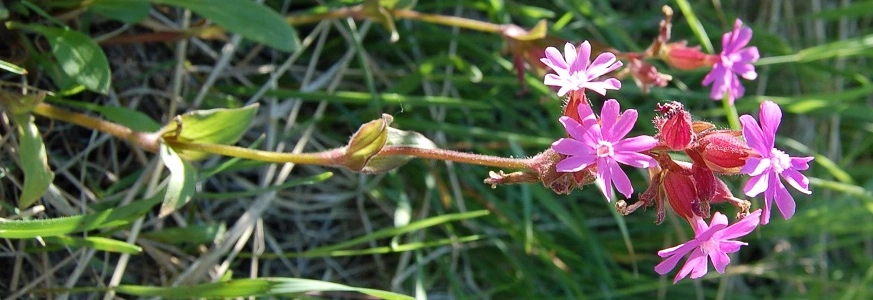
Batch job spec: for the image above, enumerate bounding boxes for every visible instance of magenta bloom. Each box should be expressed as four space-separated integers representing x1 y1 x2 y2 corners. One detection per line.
740 101 814 224
551 99 657 201
655 210 762 283
541 41 623 97
703 19 760 103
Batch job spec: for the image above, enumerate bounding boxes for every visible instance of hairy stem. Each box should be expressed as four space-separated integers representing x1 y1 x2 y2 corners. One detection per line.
378 146 532 169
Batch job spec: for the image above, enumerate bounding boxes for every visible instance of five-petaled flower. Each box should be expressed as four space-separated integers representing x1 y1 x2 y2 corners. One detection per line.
541 41 623 97
740 101 814 224
703 19 760 103
655 209 762 283
551 99 658 201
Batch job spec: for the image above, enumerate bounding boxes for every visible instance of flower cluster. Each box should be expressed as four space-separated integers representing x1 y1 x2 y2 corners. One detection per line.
533 19 813 283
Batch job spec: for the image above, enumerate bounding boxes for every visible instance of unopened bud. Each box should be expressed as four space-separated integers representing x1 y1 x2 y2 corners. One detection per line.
661 41 715 70
655 102 692 150
662 165 696 221
343 114 392 171
696 131 751 174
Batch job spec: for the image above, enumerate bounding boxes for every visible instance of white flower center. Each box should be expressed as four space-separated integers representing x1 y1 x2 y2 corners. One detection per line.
699 239 718 254
769 148 791 173
596 141 614 158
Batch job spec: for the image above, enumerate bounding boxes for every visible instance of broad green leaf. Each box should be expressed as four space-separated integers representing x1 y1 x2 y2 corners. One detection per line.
158 143 198 217
152 0 299 52
141 223 225 245
161 104 259 161
115 277 414 299
0 195 161 239
0 59 27 74
50 97 161 132
90 0 151 23
12 112 54 209
44 235 142 254
20 24 111 94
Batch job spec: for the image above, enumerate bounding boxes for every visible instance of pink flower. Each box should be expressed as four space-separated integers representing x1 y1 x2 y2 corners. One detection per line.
740 101 814 224
703 19 760 103
541 41 623 97
551 99 657 201
655 209 762 283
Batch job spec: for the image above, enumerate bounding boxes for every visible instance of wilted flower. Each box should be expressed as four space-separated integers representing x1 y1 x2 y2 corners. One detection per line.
541 41 623 97
740 101 814 224
655 209 762 283
702 19 760 103
551 99 657 200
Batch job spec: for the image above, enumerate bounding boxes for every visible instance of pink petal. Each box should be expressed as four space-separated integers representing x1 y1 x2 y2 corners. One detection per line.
790 156 814 171
743 171 770 197
719 209 762 240
600 99 620 139
781 168 811 194
759 101 782 149
610 109 638 141
543 47 568 74
740 114 770 155
596 160 615 200
655 241 698 275
741 157 769 177
571 41 591 74
581 80 621 96
551 138 591 156
588 52 621 77
718 240 748 254
677 249 708 282
562 43 577 71
709 250 732 274
772 180 796 220
607 160 634 199
576 102 598 128
612 152 656 168
557 116 586 141
614 135 658 153
555 155 596 173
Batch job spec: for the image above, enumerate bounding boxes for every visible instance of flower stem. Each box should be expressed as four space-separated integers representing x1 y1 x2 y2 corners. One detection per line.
164 140 343 166
721 94 741 130
390 9 503 33
378 146 532 169
30 103 160 152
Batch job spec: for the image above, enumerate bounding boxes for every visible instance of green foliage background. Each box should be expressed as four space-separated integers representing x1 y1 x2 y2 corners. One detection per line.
1 0 871 298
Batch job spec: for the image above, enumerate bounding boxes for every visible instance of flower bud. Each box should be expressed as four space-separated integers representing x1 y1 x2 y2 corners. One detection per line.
662 165 696 221
695 131 751 174
661 41 714 70
654 102 692 150
343 114 392 171
628 57 671 93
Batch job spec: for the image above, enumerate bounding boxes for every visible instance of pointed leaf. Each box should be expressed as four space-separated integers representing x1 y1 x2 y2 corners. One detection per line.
21 25 111 94
158 143 198 217
161 104 258 160
115 277 414 299
152 0 299 52
12 112 54 209
44 236 142 254
0 195 161 239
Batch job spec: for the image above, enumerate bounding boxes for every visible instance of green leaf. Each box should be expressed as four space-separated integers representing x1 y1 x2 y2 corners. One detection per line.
115 277 413 299
0 195 161 239
161 104 259 161
151 0 299 52
20 24 111 94
44 235 142 254
90 0 151 23
158 143 198 217
50 97 161 132
0 59 27 74
12 112 54 209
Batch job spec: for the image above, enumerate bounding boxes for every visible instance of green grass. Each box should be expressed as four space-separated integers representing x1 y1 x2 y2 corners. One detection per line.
1 0 871 299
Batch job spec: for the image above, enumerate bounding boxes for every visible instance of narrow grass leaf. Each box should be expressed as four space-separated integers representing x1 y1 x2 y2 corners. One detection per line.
197 172 333 200
20 24 111 94
115 278 413 299
152 0 299 52
12 113 54 209
161 103 259 161
44 235 142 254
674 0 714 54
303 210 489 254
0 59 27 74
90 0 151 23
0 195 161 239
218 86 491 109
158 143 198 217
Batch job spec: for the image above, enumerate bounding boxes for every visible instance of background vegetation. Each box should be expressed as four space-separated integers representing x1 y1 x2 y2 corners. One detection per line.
1 0 871 299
